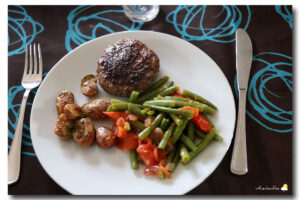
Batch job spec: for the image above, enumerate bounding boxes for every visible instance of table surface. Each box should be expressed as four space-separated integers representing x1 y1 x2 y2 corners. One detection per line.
8 5 292 195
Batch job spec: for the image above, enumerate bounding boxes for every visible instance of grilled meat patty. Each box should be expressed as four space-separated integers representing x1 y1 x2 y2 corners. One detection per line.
97 38 160 97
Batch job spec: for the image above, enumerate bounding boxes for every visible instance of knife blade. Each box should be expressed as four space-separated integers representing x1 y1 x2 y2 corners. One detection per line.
230 28 253 175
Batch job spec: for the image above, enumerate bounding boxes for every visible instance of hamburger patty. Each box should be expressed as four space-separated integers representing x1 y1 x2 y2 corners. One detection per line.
97 38 160 97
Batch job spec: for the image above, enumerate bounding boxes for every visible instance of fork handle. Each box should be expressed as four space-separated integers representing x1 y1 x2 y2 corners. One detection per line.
230 89 248 175
8 89 30 185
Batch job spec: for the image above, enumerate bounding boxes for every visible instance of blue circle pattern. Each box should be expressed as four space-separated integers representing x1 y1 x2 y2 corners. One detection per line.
234 52 292 133
166 5 251 43
8 5 44 56
65 5 144 52
275 6 292 29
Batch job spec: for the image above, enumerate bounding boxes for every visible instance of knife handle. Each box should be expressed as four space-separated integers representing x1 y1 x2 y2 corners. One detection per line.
230 89 248 175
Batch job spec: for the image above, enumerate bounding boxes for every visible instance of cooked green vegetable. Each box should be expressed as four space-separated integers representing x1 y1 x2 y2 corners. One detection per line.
159 118 170 131
182 89 217 110
129 150 139 169
128 103 147 119
143 104 194 119
129 120 145 132
194 128 223 142
145 99 216 115
159 85 178 97
169 113 183 126
187 121 195 142
111 103 128 111
186 128 217 164
140 76 169 96
171 119 188 145
171 151 181 172
129 91 139 103
180 144 190 164
138 113 165 140
180 134 197 151
158 123 176 149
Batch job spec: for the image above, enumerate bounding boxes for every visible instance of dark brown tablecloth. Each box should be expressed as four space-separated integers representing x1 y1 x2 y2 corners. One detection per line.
8 5 293 195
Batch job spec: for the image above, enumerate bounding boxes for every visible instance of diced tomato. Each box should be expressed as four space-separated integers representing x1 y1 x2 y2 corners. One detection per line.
136 140 157 166
171 92 187 98
103 112 128 121
128 114 138 121
192 113 211 132
180 106 199 117
116 132 138 150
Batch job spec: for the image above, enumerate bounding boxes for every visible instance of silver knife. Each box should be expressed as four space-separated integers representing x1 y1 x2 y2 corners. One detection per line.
230 28 252 175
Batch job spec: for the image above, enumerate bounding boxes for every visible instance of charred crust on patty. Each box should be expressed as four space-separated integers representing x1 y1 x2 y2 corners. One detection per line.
97 38 160 97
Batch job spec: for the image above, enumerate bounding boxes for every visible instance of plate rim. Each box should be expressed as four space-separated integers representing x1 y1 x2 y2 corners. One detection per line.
30 30 236 195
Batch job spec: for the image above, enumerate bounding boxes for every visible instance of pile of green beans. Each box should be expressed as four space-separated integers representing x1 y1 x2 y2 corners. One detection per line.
107 76 222 176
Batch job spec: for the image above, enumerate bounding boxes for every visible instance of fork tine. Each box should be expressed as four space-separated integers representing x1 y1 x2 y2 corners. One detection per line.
33 43 38 74
38 44 43 77
23 45 28 76
29 44 33 74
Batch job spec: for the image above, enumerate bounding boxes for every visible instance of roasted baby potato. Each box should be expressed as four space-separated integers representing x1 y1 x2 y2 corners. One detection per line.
96 127 116 148
72 118 95 147
56 90 74 115
81 99 110 119
54 113 74 139
64 104 84 120
80 74 98 96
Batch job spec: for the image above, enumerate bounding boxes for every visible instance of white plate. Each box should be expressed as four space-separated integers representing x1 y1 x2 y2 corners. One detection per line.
30 31 236 195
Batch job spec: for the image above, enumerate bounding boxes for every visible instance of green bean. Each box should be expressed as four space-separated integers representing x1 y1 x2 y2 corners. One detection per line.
187 121 195 142
167 149 176 164
167 81 174 87
111 103 128 111
180 134 197 151
159 118 170 131
159 85 178 97
129 91 139 103
129 120 145 132
140 76 169 96
171 151 181 172
180 144 190 164
128 103 147 119
111 99 128 104
129 150 138 169
194 128 223 142
143 104 194 119
106 105 112 112
141 108 155 116
138 113 165 140
186 128 217 164
135 86 167 104
155 95 191 102
171 119 188 145
182 89 217 110
158 123 176 149
169 113 183 126
145 99 216 115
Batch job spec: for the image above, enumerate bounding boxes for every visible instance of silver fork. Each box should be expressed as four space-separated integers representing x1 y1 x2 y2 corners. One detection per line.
8 43 43 185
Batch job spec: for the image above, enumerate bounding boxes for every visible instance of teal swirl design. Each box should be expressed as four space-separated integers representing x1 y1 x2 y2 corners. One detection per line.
234 52 292 133
8 73 47 156
166 5 251 43
65 6 144 52
8 5 44 56
275 6 292 29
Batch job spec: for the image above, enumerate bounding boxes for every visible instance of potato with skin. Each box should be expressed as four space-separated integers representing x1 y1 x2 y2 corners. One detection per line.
81 74 98 96
96 127 116 148
54 113 74 139
56 90 74 115
73 118 95 147
82 99 110 119
64 104 84 120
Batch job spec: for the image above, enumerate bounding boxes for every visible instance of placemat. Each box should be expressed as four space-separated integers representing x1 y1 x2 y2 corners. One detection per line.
8 5 293 195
